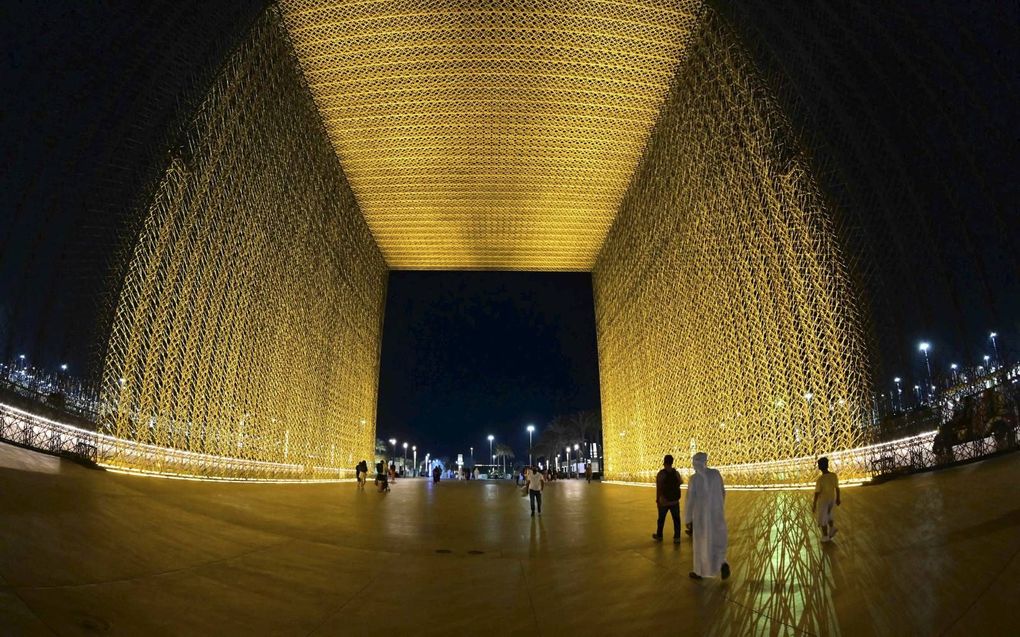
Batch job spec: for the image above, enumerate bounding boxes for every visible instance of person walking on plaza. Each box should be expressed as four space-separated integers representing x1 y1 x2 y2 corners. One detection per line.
526 465 545 516
652 454 683 544
356 459 368 489
812 456 841 542
585 461 593 483
432 465 442 483
684 452 729 580
375 460 389 492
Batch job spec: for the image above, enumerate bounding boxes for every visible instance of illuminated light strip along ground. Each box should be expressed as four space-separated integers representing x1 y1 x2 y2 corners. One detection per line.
603 481 867 492
606 430 938 489
4 400 941 489
0 402 357 483
101 466 356 484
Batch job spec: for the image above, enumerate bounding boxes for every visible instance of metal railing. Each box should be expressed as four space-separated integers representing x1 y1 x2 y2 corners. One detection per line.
4 397 1016 486
0 401 354 482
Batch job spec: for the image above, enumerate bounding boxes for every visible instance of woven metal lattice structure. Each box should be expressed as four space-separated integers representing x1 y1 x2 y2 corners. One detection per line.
99 8 387 479
280 0 703 270
593 10 872 485
91 1 875 485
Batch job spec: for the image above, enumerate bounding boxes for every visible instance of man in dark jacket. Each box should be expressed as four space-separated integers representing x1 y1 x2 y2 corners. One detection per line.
652 454 683 544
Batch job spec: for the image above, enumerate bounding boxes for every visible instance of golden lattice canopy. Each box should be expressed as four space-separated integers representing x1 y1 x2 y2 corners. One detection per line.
281 0 701 270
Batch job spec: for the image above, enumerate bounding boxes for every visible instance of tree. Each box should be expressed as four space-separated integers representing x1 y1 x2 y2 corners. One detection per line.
533 409 602 467
494 443 515 473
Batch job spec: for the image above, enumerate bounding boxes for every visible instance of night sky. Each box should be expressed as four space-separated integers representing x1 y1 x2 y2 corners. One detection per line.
1 1 1017 445
376 272 600 461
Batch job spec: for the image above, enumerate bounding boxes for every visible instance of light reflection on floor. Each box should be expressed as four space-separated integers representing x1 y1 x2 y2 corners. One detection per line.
0 441 1015 635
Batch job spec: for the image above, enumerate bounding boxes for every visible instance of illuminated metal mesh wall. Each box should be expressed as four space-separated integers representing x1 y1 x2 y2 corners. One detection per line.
100 8 387 480
280 0 703 270
593 10 872 485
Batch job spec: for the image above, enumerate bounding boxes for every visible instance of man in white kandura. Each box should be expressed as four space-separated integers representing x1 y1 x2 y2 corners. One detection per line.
684 452 730 580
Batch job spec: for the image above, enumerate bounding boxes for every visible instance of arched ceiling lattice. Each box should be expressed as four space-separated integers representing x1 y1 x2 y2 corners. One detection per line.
281 0 702 270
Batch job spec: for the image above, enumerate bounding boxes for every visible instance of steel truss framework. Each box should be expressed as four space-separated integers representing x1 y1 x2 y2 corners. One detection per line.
280 0 703 270
593 10 873 484
99 8 387 479
96 3 879 484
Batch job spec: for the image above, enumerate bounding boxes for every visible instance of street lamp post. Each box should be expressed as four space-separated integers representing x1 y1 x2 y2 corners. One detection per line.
487 434 494 471
389 438 397 464
565 446 571 477
990 332 1000 368
470 446 474 466
402 442 408 470
527 424 535 466
573 444 579 478
894 377 902 412
950 364 958 385
919 342 932 402
412 446 417 476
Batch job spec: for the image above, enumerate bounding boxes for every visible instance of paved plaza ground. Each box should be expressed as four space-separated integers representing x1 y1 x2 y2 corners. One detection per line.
0 441 1016 635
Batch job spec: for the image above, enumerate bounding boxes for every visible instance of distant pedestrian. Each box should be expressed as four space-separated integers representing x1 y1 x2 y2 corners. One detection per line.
812 457 841 542
526 465 545 516
375 461 389 492
432 465 441 484
585 462 593 483
652 454 683 544
684 452 729 580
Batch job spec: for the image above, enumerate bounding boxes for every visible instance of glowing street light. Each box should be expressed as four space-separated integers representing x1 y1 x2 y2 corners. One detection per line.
893 377 903 412
412 445 417 475
990 332 1000 368
389 438 397 462
527 424 535 465
950 364 958 385
983 355 990 370
403 441 408 468
487 434 494 468
60 364 68 372
919 342 933 402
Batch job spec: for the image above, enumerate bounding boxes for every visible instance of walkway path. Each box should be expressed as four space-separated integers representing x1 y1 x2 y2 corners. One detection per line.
0 442 1015 635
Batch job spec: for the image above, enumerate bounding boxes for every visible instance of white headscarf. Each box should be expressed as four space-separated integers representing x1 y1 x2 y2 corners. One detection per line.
692 452 708 472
